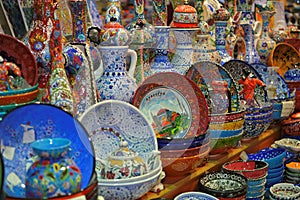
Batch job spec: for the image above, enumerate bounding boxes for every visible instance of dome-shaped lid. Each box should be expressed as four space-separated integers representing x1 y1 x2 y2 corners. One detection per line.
213 7 230 21
170 0 199 28
109 140 139 160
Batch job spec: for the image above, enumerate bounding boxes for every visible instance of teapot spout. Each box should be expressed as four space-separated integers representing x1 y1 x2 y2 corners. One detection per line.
146 150 161 171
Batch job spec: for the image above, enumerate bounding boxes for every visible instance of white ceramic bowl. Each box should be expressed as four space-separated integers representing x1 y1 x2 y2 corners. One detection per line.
174 192 218 200
270 183 300 200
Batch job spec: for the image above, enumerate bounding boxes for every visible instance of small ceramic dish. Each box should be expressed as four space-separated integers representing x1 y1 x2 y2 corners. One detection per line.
270 183 300 200
198 171 248 198
275 138 300 153
247 148 286 169
286 162 300 173
222 160 268 180
174 192 218 200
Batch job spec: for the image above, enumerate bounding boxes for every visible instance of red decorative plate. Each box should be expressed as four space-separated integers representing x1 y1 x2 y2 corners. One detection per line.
0 33 38 86
132 72 209 139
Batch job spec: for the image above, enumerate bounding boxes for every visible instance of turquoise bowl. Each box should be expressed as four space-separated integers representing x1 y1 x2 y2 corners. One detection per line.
0 84 38 96
30 138 71 158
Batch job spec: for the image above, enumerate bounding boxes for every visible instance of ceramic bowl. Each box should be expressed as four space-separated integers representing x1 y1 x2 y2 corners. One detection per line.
174 192 218 200
210 127 243 138
0 87 39 105
267 169 284 179
247 182 265 193
161 148 209 177
0 84 38 97
270 183 300 200
275 138 300 153
246 188 265 199
209 110 245 131
266 174 284 188
198 171 248 198
286 162 300 173
247 148 286 169
282 117 300 137
98 167 163 200
222 160 269 179
160 141 210 158
268 164 285 174
209 132 243 155
247 174 267 186
157 132 210 150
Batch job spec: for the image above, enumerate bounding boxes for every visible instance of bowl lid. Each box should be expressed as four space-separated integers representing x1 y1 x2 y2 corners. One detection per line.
170 0 199 28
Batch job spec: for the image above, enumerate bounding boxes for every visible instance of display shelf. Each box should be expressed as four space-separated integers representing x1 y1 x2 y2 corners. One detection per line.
140 124 282 199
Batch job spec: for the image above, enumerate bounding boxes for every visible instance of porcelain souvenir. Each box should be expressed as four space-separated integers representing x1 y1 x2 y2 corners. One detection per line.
26 138 82 198
105 0 122 24
213 7 232 65
0 104 95 198
148 26 177 77
132 72 209 139
96 45 137 102
152 0 168 26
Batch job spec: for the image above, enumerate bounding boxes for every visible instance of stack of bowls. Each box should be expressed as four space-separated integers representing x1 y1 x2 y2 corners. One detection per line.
269 183 300 200
285 162 300 184
247 148 287 189
208 110 245 157
242 103 274 140
158 131 210 177
198 171 248 200
222 160 268 199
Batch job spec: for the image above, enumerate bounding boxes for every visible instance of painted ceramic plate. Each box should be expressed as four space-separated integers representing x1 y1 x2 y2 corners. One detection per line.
78 100 158 161
0 104 95 198
269 42 300 77
186 61 241 113
132 72 209 138
222 60 267 104
0 33 38 86
251 63 291 100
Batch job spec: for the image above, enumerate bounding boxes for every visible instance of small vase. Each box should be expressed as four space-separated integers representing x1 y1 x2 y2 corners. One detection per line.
194 34 221 64
26 138 82 198
96 46 138 102
149 26 176 76
171 29 198 75
256 10 276 65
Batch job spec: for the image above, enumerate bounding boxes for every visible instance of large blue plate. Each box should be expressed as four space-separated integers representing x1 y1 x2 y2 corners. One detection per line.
251 63 292 100
0 104 95 198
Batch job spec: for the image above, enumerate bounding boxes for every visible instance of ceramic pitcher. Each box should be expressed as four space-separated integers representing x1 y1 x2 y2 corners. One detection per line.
96 46 138 103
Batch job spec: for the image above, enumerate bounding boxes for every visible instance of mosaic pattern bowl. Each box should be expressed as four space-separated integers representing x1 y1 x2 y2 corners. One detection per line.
270 183 300 200
247 148 286 169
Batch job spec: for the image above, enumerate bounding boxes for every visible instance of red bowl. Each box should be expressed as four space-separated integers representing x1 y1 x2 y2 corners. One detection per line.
222 160 269 180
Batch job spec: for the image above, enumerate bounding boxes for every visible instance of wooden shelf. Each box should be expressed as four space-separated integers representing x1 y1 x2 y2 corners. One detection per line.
140 124 282 199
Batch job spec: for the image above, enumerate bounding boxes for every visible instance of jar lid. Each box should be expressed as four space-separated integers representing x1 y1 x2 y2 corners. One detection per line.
170 0 199 28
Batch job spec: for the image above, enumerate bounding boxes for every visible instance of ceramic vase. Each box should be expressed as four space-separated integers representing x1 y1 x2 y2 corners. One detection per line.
256 10 276 65
171 29 198 75
26 138 82 198
193 34 221 63
49 19 74 114
23 0 55 101
215 21 232 65
149 26 176 76
96 46 138 102
125 0 155 85
64 0 98 118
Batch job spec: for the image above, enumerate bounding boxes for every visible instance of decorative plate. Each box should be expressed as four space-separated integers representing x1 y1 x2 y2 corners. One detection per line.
0 33 38 86
186 61 241 113
0 104 95 198
132 72 209 138
174 192 218 200
78 100 158 161
222 60 267 104
268 42 300 77
251 63 291 100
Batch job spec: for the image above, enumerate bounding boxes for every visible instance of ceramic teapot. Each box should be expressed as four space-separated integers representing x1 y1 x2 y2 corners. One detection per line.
97 140 160 179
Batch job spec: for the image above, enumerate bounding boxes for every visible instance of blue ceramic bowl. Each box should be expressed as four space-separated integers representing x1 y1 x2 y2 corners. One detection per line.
247 148 287 169
247 174 267 186
266 174 284 188
30 138 71 157
157 132 210 150
246 188 265 199
247 182 265 193
209 127 243 138
174 192 218 200
268 163 285 174
267 170 284 179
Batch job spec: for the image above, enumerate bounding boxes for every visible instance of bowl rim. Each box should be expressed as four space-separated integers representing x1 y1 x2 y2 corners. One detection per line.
222 160 269 173
270 183 300 199
174 191 218 200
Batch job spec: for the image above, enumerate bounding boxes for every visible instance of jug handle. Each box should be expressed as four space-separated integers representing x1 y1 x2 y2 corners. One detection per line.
127 49 137 79
254 21 262 38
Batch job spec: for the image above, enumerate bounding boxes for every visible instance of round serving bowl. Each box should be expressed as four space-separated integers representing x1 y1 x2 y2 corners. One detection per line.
222 160 268 180
210 127 243 138
157 131 210 150
174 192 218 200
210 132 243 155
286 162 300 173
161 148 210 177
198 171 248 199
247 148 287 169
0 86 39 105
247 174 267 187
270 183 300 200
209 110 245 131
160 140 210 158
98 167 163 200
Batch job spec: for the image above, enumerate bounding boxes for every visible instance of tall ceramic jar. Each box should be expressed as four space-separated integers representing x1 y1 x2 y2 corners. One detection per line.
125 0 155 85
64 0 98 118
256 10 276 65
213 8 232 65
26 138 82 198
149 26 177 76
193 34 221 63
